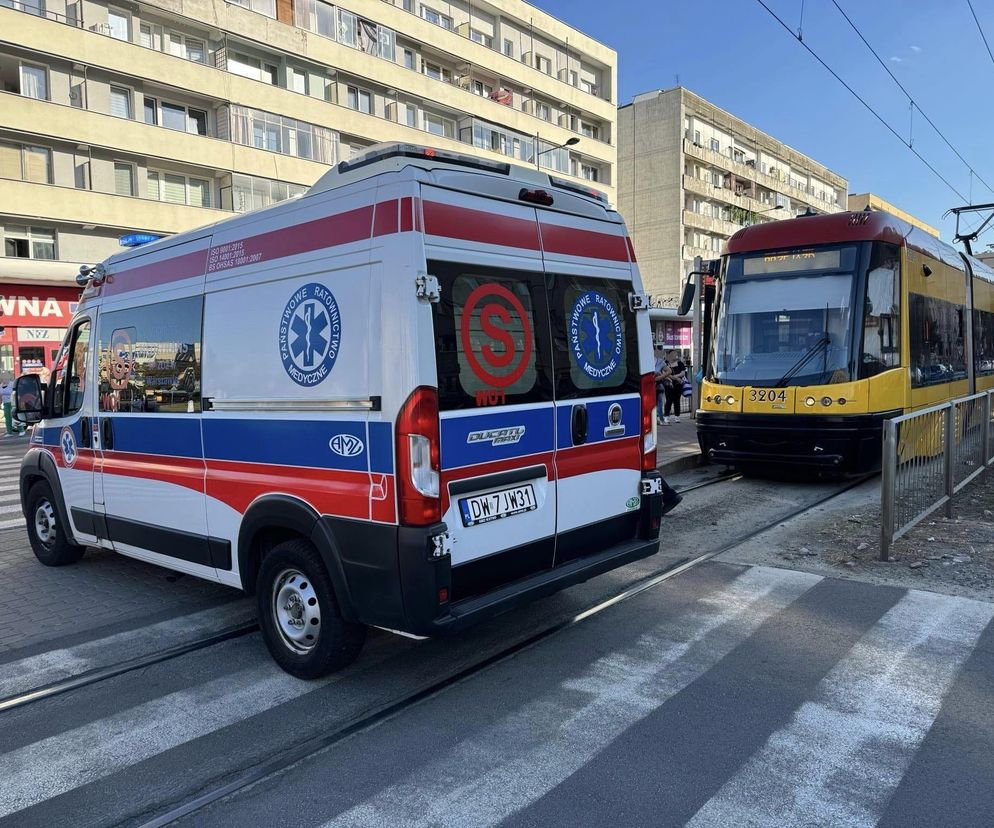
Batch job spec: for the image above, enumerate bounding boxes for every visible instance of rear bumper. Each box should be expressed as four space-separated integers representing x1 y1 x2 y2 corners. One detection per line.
697 410 900 474
331 472 664 637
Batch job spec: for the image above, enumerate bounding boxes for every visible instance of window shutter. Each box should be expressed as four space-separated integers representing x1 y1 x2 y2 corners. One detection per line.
114 162 134 195
110 88 130 118
163 173 186 204
23 147 50 183
147 171 160 200
0 143 20 179
188 178 210 207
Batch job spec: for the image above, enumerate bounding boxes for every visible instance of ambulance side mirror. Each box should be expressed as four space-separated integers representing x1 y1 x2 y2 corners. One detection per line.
13 374 44 424
677 277 696 317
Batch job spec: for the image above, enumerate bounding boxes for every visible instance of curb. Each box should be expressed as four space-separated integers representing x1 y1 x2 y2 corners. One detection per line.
657 452 704 475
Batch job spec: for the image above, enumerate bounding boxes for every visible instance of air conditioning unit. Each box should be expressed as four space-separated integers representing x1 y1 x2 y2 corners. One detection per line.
522 51 533 66
89 22 113 35
521 99 534 115
557 113 570 128
456 75 472 90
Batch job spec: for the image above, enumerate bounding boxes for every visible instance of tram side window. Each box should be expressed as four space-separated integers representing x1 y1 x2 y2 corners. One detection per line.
97 296 203 413
975 308 994 377
909 293 967 387
860 243 900 378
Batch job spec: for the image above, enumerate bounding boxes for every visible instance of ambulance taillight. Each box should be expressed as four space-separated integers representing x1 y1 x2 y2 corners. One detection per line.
640 373 657 472
396 386 441 525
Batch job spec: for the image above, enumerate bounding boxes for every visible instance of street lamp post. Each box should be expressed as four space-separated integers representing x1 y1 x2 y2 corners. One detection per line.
535 135 579 170
749 204 783 225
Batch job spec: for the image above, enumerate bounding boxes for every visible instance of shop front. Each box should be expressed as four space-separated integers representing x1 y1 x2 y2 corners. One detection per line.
651 313 694 366
0 284 81 382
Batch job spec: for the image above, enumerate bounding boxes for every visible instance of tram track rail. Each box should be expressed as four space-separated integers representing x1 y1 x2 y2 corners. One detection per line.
131 472 875 828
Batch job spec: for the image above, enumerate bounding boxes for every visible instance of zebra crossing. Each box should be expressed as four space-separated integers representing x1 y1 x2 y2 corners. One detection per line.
0 440 28 530
0 561 992 826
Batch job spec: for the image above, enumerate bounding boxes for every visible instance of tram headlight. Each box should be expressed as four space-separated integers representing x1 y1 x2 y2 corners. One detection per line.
821 396 833 407
804 396 816 407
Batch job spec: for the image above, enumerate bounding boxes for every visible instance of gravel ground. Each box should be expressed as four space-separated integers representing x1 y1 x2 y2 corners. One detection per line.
718 472 994 603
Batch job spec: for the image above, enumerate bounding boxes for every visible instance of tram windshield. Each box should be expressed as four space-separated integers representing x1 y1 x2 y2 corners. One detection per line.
713 245 859 386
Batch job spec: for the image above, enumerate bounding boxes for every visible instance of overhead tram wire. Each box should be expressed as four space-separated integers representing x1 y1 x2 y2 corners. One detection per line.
832 0 994 199
752 0 969 204
967 0 994 71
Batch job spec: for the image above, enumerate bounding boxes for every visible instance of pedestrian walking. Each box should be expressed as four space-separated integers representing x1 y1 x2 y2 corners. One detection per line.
662 350 687 423
1 377 23 437
654 347 669 425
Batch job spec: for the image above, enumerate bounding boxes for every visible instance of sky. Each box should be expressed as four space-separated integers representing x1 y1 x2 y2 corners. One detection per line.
533 0 994 246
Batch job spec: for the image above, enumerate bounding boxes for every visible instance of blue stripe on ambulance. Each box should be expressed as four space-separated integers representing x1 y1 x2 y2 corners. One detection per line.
439 407 554 469
555 397 640 448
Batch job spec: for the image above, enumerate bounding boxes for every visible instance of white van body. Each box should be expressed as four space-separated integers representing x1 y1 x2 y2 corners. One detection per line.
19 145 665 675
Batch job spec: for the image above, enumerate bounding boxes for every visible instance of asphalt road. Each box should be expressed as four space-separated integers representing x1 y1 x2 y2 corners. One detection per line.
1 453 993 827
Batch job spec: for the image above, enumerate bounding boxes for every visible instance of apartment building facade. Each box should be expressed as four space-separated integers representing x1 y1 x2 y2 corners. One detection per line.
0 0 617 377
618 87 847 306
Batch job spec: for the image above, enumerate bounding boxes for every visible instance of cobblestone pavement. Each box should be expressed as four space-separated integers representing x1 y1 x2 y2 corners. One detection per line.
0 433 236 657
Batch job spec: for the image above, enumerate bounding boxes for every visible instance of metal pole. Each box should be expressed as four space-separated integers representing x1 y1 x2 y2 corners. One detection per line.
944 404 954 518
691 271 702 419
880 418 897 561
986 390 993 469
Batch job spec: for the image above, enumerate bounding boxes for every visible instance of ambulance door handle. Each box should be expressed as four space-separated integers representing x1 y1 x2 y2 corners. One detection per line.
101 417 114 450
571 404 588 445
79 417 91 448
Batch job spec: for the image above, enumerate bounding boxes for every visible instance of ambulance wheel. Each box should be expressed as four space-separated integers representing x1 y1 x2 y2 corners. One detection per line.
26 480 85 567
257 538 366 679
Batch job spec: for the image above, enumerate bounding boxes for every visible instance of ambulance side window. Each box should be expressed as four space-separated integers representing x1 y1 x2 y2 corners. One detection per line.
97 296 203 414
51 320 90 418
550 275 640 399
429 260 553 411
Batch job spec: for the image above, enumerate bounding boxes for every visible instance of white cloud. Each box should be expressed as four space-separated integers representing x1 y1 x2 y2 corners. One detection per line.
910 45 922 52
889 56 903 62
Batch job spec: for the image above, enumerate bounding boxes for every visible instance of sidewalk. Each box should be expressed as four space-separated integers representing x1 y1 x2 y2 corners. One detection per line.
656 414 702 473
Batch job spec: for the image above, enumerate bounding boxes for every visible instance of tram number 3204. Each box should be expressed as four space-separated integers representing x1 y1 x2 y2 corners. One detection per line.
749 389 787 402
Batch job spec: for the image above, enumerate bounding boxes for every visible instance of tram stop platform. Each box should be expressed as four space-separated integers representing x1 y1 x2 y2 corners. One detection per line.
656 415 703 475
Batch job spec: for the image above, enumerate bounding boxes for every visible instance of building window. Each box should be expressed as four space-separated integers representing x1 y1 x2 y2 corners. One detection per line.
535 102 550 121
709 137 720 152
227 172 306 212
580 121 599 139
289 67 307 94
161 101 208 135
422 61 448 82
107 8 130 41
143 96 158 125
347 86 372 114
403 48 416 70
469 29 491 47
535 54 551 74
226 0 276 18
168 33 206 63
4 226 56 260
580 163 598 182
470 79 492 97
110 86 132 119
147 170 212 207
402 102 417 127
337 7 357 46
113 161 135 196
19 63 48 100
0 143 51 184
420 5 452 29
228 105 339 164
377 27 396 61
423 111 453 138
502 38 513 58
140 23 156 49
580 79 595 95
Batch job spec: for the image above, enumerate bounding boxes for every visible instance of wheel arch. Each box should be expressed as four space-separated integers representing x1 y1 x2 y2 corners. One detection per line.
19 448 77 544
237 495 357 622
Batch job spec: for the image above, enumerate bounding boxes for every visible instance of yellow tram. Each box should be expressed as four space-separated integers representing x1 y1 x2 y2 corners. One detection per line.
696 210 994 474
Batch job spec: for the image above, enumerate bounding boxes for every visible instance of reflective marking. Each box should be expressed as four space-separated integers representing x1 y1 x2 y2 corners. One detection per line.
687 589 994 828
322 566 822 828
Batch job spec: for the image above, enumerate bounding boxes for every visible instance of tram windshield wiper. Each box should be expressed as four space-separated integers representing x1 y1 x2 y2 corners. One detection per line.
774 335 831 388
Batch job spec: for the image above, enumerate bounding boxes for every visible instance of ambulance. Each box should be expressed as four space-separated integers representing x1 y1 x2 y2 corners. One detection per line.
14 144 667 678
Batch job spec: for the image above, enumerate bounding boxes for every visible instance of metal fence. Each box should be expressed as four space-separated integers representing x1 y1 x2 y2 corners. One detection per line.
880 389 994 559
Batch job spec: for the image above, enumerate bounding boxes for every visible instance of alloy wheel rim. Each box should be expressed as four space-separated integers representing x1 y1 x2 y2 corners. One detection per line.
34 499 56 549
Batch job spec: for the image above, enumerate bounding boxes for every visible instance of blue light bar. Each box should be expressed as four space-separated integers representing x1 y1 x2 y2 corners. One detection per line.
119 232 162 248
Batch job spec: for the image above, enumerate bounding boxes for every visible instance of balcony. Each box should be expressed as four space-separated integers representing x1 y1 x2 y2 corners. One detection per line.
0 177 231 235
683 209 743 239
683 140 841 212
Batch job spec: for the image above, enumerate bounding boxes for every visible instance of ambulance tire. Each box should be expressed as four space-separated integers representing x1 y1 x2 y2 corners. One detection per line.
26 480 85 567
257 538 367 679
